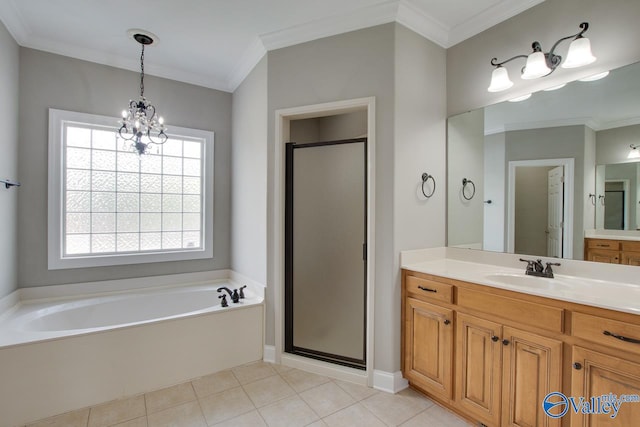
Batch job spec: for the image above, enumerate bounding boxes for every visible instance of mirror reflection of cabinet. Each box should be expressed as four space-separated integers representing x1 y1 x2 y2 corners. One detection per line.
584 238 640 265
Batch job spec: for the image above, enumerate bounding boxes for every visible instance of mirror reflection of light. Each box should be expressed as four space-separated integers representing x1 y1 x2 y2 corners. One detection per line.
544 83 567 91
508 93 532 102
579 71 610 82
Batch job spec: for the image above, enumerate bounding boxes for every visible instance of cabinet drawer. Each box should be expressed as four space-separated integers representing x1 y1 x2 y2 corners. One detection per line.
622 241 640 252
587 239 620 250
572 312 640 356
406 275 453 304
457 288 564 333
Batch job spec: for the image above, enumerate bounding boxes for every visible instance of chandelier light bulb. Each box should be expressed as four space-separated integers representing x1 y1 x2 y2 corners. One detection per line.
159 117 164 125
121 110 127 119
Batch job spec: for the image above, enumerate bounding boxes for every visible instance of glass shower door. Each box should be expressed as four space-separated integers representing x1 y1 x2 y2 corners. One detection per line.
285 138 367 369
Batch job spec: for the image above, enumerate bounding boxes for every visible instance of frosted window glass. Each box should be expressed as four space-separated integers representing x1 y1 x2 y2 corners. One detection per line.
66 213 90 234
92 150 116 171
183 177 200 194
163 156 182 175
117 173 139 192
163 194 182 212
163 175 182 193
141 233 161 250
117 152 140 173
92 213 116 233
183 232 200 248
67 169 91 190
117 193 139 212
67 127 91 148
183 141 201 158
141 194 161 212
140 174 162 193
183 195 201 213
162 139 183 157
162 232 182 249
91 192 116 212
92 129 116 151
66 191 91 212
117 233 139 252
66 234 90 254
67 147 91 169
92 234 116 253
183 159 200 176
92 171 116 191
140 155 162 174
162 213 182 231
140 213 162 231
183 213 201 231
117 213 139 232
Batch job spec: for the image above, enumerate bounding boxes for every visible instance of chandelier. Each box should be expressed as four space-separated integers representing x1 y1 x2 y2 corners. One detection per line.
488 22 596 93
118 30 167 155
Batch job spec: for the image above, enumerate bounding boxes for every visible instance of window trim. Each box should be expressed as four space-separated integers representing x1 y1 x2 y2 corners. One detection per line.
48 108 214 270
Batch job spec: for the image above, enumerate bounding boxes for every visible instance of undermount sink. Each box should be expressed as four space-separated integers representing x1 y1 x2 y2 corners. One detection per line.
485 273 574 291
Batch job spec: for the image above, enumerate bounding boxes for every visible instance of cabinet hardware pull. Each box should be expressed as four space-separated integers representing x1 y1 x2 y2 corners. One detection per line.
502 339 510 346
603 330 640 344
443 319 451 325
491 336 499 342
418 286 437 293
573 362 582 370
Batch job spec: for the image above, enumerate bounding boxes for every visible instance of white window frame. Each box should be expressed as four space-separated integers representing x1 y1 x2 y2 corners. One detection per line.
48 108 214 270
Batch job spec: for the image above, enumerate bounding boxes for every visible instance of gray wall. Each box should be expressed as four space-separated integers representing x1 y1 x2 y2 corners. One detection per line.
18 48 232 287
505 125 588 259
447 109 484 248
597 124 640 165
0 21 19 298
267 23 396 371
447 0 640 116
231 56 268 285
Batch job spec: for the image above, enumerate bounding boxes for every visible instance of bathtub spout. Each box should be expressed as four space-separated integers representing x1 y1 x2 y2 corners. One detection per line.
217 287 239 303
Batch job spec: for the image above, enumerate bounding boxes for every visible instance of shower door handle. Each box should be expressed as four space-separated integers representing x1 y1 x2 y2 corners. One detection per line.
362 243 367 261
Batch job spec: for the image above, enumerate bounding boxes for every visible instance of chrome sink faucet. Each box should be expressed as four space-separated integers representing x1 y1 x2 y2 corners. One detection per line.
519 258 561 278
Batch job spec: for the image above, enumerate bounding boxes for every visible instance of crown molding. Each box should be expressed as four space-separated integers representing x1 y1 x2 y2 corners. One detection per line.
396 0 450 48
0 0 30 44
260 0 399 51
448 0 546 47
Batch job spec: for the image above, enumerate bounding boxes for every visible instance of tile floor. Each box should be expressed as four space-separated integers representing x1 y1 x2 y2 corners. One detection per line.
25 362 473 427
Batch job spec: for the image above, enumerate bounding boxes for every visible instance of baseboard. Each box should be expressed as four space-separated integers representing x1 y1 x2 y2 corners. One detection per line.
372 370 409 394
263 345 276 363
281 353 368 386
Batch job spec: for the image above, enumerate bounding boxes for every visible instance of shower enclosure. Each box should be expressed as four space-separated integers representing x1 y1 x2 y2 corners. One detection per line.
285 138 367 369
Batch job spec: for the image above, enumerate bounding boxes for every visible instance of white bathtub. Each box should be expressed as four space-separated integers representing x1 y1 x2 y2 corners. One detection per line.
0 273 264 427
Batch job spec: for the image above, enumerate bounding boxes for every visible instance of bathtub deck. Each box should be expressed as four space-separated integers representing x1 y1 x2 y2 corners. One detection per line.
24 361 473 427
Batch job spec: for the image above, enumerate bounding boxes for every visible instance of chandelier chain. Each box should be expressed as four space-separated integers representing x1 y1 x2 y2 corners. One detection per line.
140 44 145 98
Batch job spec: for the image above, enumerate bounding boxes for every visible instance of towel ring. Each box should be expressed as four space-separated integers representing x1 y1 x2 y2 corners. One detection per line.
462 178 475 200
588 193 596 205
421 173 436 198
598 194 606 206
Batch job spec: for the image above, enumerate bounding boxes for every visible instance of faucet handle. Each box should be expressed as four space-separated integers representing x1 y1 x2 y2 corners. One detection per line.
519 258 536 271
238 285 247 299
218 294 228 307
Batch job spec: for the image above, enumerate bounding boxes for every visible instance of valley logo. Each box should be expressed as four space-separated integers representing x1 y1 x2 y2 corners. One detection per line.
543 391 640 419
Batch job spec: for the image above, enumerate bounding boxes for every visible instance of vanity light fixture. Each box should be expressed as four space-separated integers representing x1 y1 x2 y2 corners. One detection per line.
118 29 168 156
628 144 640 160
488 22 596 92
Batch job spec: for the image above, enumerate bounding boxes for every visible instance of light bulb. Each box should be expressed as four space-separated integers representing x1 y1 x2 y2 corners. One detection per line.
121 110 128 119
158 117 164 125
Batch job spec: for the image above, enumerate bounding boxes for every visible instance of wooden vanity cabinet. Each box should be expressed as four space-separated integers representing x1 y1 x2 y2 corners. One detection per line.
584 238 640 264
570 346 640 427
402 268 640 427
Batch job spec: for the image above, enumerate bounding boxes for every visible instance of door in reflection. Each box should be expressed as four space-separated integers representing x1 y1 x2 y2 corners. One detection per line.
285 138 366 369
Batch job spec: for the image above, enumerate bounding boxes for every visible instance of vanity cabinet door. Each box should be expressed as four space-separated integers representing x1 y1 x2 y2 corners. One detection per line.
403 298 453 399
621 251 640 266
456 312 502 426
586 249 620 264
501 326 562 427
570 346 640 427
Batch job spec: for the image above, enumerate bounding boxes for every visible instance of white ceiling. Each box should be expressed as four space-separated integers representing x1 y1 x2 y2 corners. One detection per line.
0 0 544 92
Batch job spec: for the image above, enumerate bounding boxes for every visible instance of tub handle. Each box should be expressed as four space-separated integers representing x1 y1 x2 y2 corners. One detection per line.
218 294 228 307
239 285 247 299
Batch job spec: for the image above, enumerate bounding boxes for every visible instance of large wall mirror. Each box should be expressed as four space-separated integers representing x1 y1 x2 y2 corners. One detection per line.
447 61 640 261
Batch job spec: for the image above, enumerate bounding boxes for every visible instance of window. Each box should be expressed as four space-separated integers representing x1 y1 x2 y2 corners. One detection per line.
48 109 214 269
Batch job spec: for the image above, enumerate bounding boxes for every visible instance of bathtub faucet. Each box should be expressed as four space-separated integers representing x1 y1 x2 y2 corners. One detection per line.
217 287 240 303
239 285 247 299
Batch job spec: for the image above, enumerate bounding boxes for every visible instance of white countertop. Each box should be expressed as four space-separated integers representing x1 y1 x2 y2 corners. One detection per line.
401 248 640 316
